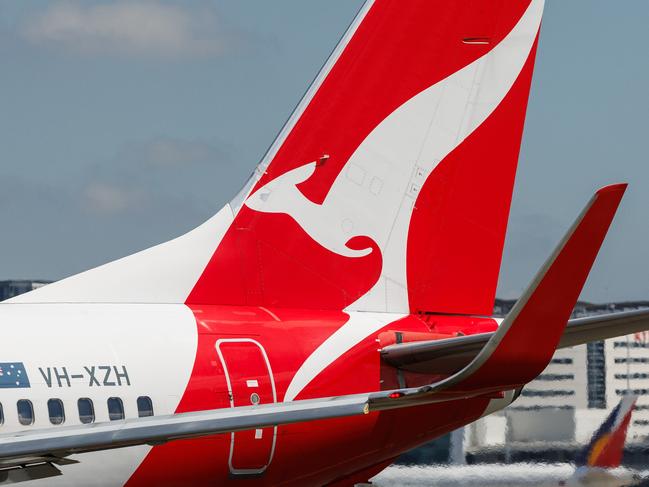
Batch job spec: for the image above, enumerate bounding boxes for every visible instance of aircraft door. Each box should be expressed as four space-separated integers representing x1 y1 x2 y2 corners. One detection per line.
216 339 277 476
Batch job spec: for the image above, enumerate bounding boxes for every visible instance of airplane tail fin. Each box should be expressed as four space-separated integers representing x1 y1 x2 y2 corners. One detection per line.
11 1 546 310
576 395 637 469
186 0 546 313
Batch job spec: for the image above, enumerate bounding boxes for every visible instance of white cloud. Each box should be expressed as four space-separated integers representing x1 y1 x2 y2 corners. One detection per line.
22 1 225 57
80 136 230 215
121 137 226 168
83 183 144 215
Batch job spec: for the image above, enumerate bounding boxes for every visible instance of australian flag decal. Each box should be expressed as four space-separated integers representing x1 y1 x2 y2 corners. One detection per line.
0 363 30 388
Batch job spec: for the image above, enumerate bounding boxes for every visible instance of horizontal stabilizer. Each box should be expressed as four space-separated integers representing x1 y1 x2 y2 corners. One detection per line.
382 308 649 375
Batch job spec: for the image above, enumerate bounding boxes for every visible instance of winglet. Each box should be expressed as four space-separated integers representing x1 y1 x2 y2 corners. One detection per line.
454 183 627 392
576 394 637 469
370 184 626 408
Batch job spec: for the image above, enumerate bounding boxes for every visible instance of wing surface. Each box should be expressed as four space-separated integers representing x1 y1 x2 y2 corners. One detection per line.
0 396 369 478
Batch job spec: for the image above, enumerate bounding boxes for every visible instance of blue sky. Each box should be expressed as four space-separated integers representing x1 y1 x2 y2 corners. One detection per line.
0 1 648 303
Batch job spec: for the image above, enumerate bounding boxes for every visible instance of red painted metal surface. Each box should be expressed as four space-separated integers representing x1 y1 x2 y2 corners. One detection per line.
127 307 496 486
186 0 533 315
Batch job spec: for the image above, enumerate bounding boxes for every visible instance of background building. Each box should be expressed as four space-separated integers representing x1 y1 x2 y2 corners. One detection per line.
0 280 51 301
464 300 649 464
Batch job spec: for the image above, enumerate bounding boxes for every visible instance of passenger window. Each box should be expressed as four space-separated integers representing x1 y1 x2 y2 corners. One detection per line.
48 399 65 425
137 396 154 418
17 400 34 426
78 398 95 424
107 397 124 421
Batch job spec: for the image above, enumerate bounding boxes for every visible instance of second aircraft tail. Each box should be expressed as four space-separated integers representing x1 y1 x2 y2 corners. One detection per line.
576 395 637 469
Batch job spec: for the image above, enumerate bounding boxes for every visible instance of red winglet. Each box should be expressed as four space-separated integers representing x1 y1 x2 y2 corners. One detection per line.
369 185 627 410
453 183 627 392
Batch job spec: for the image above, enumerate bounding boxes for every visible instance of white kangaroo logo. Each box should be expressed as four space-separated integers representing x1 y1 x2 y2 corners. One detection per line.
245 162 373 259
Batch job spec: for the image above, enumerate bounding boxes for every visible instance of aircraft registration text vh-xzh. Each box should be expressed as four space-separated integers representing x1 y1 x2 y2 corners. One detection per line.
0 362 133 389
0 1 647 486
38 366 131 389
